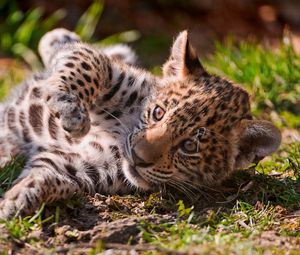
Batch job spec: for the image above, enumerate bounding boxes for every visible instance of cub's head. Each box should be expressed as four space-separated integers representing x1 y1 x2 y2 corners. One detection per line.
125 31 281 191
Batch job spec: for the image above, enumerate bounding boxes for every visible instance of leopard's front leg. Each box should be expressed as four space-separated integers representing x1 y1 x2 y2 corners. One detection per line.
0 151 96 219
43 43 112 137
0 170 78 219
37 28 112 137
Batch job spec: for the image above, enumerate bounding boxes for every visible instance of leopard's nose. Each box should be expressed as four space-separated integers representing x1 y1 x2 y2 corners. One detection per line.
131 149 154 168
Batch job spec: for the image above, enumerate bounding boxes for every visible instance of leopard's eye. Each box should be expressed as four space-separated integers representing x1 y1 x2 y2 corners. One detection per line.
181 139 199 153
152 106 165 121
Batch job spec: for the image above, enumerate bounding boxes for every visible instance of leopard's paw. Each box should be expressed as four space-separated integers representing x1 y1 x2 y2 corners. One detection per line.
39 28 80 68
0 199 19 220
48 92 91 138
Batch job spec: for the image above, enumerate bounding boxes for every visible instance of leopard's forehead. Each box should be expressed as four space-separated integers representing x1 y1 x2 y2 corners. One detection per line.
155 75 252 134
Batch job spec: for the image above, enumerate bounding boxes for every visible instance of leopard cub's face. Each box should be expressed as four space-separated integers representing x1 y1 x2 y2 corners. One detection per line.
124 31 281 191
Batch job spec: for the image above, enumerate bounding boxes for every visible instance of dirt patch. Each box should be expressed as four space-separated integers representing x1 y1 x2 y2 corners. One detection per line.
256 230 300 250
0 183 228 254
0 193 179 254
0 167 299 254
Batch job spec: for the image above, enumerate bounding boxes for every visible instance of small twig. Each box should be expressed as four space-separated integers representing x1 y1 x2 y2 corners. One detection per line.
215 180 254 204
24 242 40 252
61 242 188 255
283 210 300 218
104 243 187 255
215 182 243 204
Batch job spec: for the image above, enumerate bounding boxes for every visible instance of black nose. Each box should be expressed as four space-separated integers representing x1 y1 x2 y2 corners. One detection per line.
131 149 154 168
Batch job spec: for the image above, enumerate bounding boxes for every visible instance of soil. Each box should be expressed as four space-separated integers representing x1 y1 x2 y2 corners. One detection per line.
0 193 183 254
0 169 299 254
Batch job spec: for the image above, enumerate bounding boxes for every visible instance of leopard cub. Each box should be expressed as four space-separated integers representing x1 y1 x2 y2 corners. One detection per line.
0 28 281 219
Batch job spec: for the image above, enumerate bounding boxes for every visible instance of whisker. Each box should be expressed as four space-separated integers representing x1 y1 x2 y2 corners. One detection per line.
168 179 195 201
102 108 130 134
125 132 133 162
171 178 198 196
172 176 219 201
168 181 191 200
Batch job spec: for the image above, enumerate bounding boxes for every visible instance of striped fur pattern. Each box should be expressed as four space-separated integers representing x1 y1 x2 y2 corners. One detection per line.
0 29 281 218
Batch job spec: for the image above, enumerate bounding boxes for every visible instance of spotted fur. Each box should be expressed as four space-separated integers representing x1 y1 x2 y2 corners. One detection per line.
0 29 281 219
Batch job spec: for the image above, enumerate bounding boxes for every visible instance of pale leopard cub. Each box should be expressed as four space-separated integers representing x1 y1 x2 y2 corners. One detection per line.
0 29 281 219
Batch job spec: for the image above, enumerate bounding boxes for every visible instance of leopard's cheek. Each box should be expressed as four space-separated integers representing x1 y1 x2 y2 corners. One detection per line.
137 153 174 183
153 156 174 174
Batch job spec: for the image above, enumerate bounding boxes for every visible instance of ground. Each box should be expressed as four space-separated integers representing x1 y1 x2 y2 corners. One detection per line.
0 38 299 254
0 154 299 254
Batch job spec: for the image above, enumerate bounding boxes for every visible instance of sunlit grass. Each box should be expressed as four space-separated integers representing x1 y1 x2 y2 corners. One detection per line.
0 156 25 196
0 62 26 101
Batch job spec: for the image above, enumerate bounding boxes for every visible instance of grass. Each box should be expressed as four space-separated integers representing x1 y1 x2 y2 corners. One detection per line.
0 0 141 71
138 202 300 254
1 204 53 241
0 61 27 101
0 33 300 253
0 156 25 196
0 0 66 70
251 143 300 209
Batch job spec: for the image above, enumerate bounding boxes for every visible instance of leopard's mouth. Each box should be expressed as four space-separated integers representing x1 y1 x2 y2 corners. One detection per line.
124 164 153 190
128 165 145 181
123 144 158 191
124 133 172 189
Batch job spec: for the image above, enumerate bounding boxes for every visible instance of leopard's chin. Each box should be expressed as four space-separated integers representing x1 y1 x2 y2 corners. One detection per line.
123 164 152 191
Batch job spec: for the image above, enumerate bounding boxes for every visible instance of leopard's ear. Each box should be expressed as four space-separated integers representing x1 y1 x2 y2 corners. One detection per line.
234 119 281 169
163 30 207 78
